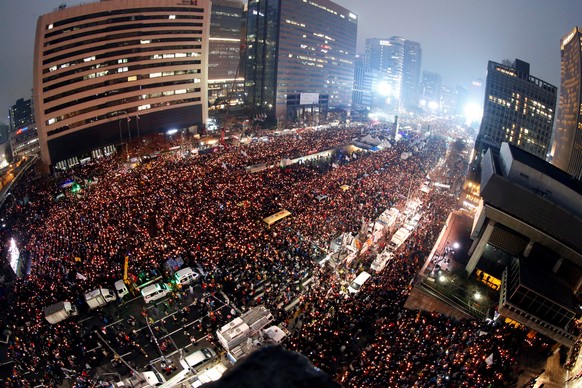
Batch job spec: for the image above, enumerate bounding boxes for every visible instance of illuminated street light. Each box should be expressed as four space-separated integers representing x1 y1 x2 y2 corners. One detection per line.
439 275 447 283
464 103 483 125
376 81 392 96
474 291 481 301
453 242 460 250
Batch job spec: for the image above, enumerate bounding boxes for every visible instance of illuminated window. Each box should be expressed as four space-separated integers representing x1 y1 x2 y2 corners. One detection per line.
140 40 151 44
127 75 137 81
47 118 57 125
169 15 176 19
150 72 162 78
48 24 53 30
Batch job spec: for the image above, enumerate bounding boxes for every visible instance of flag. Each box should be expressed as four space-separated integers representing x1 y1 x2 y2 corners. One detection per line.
332 163 338 168
127 116 131 123
221 162 227 169
76 272 88 280
241 150 248 157
484 353 493 366
136 114 140 120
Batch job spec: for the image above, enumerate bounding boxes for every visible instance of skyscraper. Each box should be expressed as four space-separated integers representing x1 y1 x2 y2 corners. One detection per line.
33 0 210 167
244 0 357 119
553 27 582 180
208 0 244 106
421 71 442 111
401 39 422 111
364 37 421 114
9 98 40 159
9 98 34 131
474 59 557 162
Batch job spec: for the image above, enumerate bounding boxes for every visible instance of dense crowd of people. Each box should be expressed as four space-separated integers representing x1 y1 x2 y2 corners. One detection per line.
0 123 539 387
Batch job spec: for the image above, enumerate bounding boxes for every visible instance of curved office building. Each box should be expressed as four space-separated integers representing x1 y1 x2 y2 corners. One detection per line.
33 0 210 167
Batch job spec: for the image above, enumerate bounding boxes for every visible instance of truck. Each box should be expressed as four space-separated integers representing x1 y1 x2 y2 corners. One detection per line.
84 288 116 309
216 306 274 352
370 250 394 273
387 227 412 251
44 301 79 324
377 207 400 229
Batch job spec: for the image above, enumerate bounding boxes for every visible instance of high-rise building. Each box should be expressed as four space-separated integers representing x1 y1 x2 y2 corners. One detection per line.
208 0 244 106
401 39 421 111
474 59 557 163
467 142 582 347
9 98 35 131
364 37 421 114
553 27 582 180
421 71 441 111
33 0 210 168
9 98 40 159
244 0 357 119
352 56 389 112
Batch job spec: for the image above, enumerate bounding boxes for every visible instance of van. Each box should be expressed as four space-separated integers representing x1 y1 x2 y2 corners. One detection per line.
180 348 217 371
114 279 129 300
348 271 371 294
175 267 200 286
141 283 171 304
370 251 393 273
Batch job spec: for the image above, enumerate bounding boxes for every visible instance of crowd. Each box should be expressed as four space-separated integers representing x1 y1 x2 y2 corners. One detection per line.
0 122 537 387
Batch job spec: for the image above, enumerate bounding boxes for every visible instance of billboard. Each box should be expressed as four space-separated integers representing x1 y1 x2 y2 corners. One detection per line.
300 93 320 106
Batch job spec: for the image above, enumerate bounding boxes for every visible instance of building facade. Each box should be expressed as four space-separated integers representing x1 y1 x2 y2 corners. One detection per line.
474 59 557 163
420 71 442 111
401 39 422 112
467 143 582 346
553 27 582 180
208 0 244 106
8 98 40 159
33 0 210 167
352 57 389 113
9 98 35 131
364 37 421 114
244 0 357 119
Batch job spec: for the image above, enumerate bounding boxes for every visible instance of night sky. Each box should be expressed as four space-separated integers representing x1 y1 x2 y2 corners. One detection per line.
0 0 581 124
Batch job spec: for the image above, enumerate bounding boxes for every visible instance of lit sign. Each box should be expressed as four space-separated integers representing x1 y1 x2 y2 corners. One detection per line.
15 127 28 135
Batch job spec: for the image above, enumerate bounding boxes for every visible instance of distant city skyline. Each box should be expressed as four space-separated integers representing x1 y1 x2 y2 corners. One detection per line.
1 0 581 123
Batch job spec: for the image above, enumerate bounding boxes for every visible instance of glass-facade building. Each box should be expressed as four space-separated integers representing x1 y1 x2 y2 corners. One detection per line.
9 98 35 131
33 0 210 167
475 59 557 162
9 98 40 159
208 0 244 106
364 37 421 114
245 0 357 119
553 27 582 180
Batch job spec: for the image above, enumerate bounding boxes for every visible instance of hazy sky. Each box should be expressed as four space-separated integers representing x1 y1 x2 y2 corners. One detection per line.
0 0 581 123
